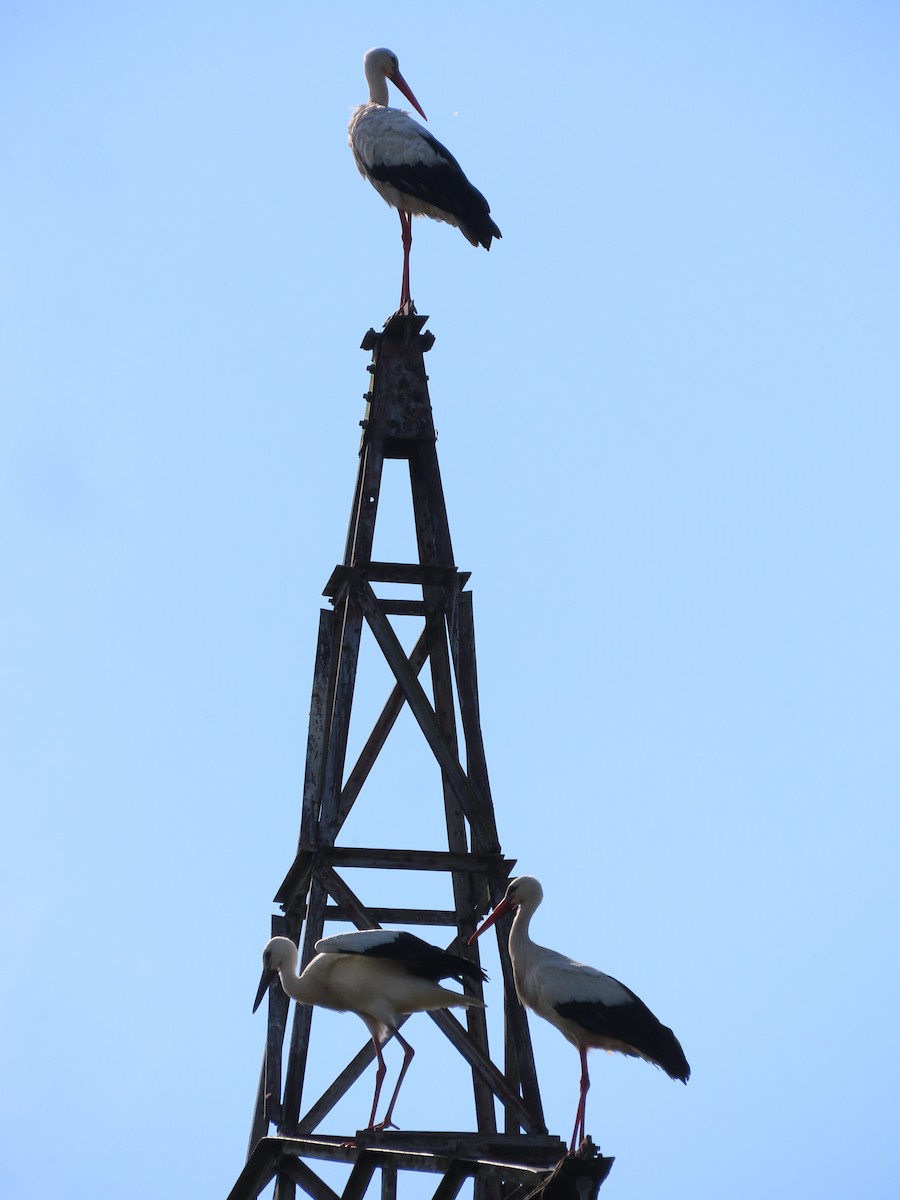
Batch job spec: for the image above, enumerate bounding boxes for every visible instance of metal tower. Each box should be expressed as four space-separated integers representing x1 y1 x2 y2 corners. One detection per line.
227 313 612 1200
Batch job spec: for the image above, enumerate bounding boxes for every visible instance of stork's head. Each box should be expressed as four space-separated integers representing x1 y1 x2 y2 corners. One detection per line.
501 877 544 910
468 876 544 944
362 47 427 120
252 936 297 1013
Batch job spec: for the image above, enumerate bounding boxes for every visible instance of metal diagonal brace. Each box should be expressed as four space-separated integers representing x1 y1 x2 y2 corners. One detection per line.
334 626 431 836
357 581 494 849
278 1156 342 1200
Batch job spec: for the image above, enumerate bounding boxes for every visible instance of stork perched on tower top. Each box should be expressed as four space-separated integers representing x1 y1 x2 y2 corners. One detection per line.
349 47 501 312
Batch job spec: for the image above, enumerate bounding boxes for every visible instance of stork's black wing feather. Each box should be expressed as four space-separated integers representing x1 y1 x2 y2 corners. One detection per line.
354 932 488 985
556 992 691 1083
367 129 501 248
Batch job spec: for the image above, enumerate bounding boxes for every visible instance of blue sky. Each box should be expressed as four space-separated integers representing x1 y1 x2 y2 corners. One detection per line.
2 3 899 1198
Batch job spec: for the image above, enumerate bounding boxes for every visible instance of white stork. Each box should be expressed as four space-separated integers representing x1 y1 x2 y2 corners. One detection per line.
469 876 689 1152
349 47 501 311
254 931 486 1132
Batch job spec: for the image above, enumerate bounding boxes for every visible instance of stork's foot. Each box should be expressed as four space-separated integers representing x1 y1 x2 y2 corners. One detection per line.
368 1119 400 1133
568 1135 598 1158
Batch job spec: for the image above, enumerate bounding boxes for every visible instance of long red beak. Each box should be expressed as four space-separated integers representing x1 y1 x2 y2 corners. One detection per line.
389 69 428 121
468 895 513 944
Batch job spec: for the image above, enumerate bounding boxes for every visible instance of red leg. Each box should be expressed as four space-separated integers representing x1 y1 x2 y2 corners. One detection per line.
365 1037 387 1131
569 1045 591 1153
398 210 413 311
372 1030 414 1132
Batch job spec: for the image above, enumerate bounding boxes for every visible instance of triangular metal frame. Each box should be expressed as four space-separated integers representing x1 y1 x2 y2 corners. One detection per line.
230 313 612 1200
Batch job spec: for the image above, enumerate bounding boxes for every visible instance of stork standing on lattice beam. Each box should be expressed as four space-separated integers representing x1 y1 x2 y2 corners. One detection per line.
255 931 486 1134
